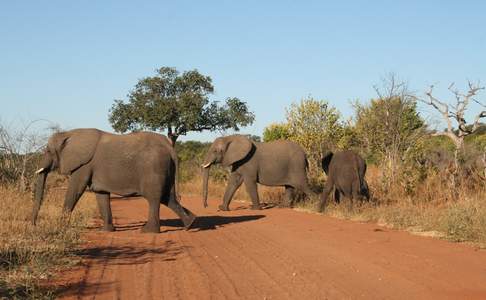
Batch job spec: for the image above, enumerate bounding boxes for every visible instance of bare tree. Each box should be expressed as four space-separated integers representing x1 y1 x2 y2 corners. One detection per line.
421 81 486 183
422 81 485 149
0 120 55 191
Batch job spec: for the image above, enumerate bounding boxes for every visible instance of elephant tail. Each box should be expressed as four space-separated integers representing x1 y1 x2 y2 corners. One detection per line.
354 156 368 197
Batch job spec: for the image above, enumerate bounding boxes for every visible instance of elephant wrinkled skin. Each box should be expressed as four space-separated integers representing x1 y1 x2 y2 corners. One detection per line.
202 135 316 211
32 128 196 233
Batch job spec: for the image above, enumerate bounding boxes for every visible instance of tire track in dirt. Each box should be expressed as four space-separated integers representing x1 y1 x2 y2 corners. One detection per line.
187 223 286 299
57 196 486 300
178 226 243 299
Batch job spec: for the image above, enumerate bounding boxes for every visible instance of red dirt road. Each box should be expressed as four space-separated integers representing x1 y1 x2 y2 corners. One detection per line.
58 196 486 299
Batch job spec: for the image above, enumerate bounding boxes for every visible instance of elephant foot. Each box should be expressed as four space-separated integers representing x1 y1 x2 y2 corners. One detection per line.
141 222 160 233
183 214 197 230
218 204 230 211
250 204 262 210
102 224 115 232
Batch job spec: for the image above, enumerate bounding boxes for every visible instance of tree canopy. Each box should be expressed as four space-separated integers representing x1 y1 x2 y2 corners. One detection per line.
109 67 255 143
262 123 291 142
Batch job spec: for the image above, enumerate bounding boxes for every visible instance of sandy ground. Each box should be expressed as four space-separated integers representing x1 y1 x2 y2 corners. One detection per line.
56 196 486 300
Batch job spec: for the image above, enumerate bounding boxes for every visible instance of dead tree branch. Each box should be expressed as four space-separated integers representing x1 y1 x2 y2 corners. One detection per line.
420 81 485 149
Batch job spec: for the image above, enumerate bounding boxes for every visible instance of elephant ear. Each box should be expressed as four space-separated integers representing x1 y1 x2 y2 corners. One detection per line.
58 129 101 175
222 135 253 167
321 151 334 175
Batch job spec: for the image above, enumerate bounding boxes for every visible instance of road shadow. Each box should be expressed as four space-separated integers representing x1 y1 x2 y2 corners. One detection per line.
55 240 184 298
161 214 266 231
88 215 265 232
73 240 185 266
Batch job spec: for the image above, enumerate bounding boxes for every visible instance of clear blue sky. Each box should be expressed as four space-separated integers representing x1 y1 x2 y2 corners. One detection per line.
1 1 485 141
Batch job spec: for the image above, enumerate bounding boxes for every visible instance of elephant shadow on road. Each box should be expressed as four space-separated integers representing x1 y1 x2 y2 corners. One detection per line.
94 214 266 232
163 214 266 231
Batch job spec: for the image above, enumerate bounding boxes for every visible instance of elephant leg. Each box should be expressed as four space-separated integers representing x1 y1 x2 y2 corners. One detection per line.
142 196 161 233
219 173 243 211
319 179 334 213
363 180 370 201
244 179 261 210
63 166 91 213
284 186 295 207
162 187 196 229
96 192 114 232
334 188 341 204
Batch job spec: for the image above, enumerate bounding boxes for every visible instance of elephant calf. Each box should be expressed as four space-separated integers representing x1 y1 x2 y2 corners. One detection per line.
202 135 316 210
319 150 369 212
32 128 196 233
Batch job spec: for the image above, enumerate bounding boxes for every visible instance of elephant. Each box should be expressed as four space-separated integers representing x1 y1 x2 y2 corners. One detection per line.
32 128 196 233
319 150 369 212
201 135 316 211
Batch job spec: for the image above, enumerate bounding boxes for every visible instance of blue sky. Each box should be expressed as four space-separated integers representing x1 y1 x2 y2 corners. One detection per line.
1 1 485 141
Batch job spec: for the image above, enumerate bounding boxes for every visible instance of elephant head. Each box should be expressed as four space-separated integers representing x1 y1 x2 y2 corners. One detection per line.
201 135 253 207
32 129 101 225
321 151 334 175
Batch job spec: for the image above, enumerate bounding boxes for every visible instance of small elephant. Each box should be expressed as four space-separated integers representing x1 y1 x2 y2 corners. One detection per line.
319 150 369 212
201 135 316 211
32 128 196 233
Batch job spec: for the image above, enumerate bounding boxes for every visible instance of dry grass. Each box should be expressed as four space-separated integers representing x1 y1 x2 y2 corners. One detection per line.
0 185 97 299
314 194 486 245
307 165 486 245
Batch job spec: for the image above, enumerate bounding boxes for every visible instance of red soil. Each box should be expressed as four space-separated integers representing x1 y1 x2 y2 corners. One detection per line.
56 196 486 299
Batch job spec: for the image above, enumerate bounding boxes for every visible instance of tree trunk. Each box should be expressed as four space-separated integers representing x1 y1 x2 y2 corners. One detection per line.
167 126 178 145
168 133 178 145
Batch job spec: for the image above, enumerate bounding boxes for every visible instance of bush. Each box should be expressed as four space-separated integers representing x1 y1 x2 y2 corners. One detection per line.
262 123 291 142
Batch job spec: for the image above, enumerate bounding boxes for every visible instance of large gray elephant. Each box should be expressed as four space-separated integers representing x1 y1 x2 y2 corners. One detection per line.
201 135 316 210
32 128 196 233
319 150 369 212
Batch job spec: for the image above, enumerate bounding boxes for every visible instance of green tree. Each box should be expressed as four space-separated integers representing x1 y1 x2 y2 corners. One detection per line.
262 123 291 142
109 67 255 144
353 75 425 186
354 96 424 164
286 97 343 180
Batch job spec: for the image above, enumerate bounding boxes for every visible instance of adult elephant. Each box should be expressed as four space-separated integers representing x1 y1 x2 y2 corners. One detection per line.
201 135 315 211
32 128 196 233
319 150 369 212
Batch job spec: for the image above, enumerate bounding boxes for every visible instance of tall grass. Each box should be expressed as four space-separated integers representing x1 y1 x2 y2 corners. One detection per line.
0 186 96 299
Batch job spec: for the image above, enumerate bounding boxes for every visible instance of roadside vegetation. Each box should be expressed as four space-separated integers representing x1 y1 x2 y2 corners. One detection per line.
0 123 96 299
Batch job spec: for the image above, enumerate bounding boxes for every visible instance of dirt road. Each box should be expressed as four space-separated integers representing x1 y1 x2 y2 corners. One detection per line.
57 196 486 299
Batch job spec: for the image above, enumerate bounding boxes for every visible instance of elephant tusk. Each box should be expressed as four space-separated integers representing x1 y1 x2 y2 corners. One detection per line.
35 168 45 174
201 162 211 168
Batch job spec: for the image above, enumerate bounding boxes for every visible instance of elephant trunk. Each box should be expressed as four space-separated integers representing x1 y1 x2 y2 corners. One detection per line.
202 165 210 208
32 170 48 225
